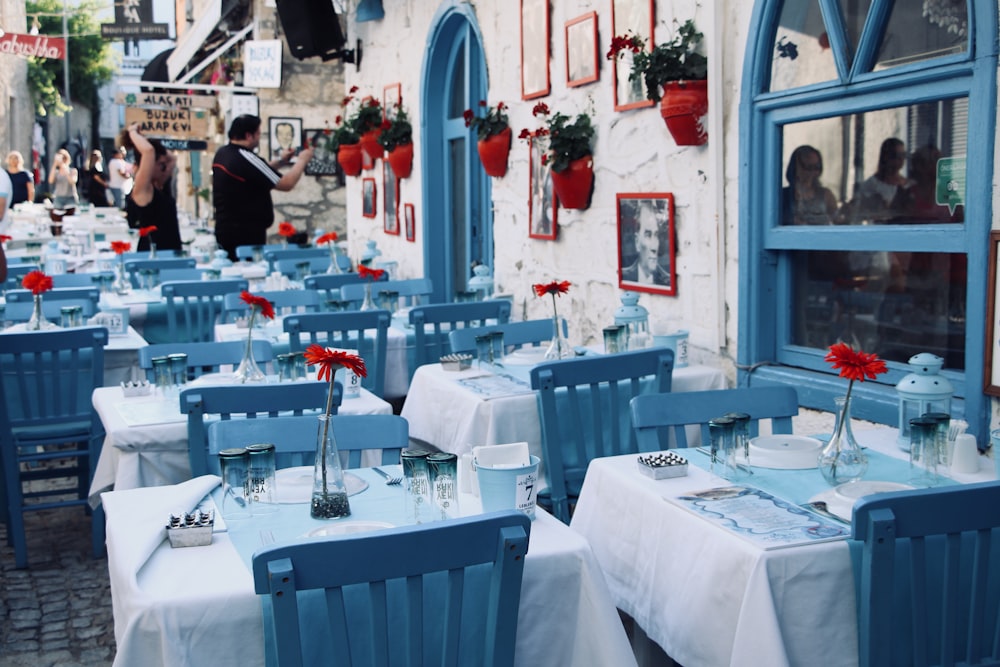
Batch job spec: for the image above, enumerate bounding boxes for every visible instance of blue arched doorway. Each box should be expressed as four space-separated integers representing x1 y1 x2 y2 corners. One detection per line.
420 2 492 302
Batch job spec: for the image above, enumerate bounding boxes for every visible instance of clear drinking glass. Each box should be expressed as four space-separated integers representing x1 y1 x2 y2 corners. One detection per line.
427 452 459 520
401 449 432 524
60 306 75 328
246 443 278 514
475 334 493 369
708 416 736 478
603 326 621 354
218 448 252 520
490 331 506 366
275 353 293 382
167 353 188 389
909 417 940 485
922 412 952 467
151 356 172 397
724 412 751 469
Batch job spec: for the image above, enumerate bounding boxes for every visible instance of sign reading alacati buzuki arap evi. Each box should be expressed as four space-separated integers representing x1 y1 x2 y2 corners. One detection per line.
0 33 65 59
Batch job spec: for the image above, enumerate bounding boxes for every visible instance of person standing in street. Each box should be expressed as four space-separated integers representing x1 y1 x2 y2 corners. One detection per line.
6 151 34 206
121 125 182 252
107 145 131 209
212 114 313 260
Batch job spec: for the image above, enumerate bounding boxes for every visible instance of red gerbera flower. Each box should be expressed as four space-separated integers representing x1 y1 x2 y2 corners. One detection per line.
22 270 53 295
304 344 368 382
824 343 888 383
138 226 157 237
533 280 571 298
239 291 275 320
110 241 132 254
358 264 385 281
0 235 11 243
315 232 339 245
278 221 296 237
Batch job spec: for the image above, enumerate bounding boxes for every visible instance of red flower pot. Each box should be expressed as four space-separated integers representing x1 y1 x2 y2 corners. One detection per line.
387 142 413 179
659 80 708 146
360 130 384 160
337 143 363 176
477 127 512 178
550 155 594 210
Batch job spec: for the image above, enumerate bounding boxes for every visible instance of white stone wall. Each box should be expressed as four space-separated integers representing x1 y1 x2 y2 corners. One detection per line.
0 0 37 163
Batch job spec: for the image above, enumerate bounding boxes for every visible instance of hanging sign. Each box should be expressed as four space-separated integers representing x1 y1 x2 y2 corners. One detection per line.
115 92 217 110
0 33 65 59
124 107 210 139
101 0 168 40
243 40 282 88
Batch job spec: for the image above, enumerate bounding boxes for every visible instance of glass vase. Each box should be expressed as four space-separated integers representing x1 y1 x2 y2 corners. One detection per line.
311 414 352 519
326 246 342 274
113 258 131 294
818 395 868 485
544 304 570 361
27 294 56 330
148 241 157 259
232 313 266 383
360 282 376 311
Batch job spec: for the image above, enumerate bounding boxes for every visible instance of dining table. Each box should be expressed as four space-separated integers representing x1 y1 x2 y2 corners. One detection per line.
88 375 394 506
101 468 638 667
569 427 997 667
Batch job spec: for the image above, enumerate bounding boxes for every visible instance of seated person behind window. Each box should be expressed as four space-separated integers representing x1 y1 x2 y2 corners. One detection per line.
621 201 671 287
849 138 912 223
782 145 839 225
890 144 963 222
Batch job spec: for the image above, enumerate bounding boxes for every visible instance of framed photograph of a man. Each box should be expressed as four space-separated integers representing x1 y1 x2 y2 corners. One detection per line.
384 161 399 235
520 0 551 100
404 204 416 242
566 12 599 87
611 0 654 112
529 136 558 240
617 193 676 296
268 116 302 162
362 178 377 219
303 128 342 179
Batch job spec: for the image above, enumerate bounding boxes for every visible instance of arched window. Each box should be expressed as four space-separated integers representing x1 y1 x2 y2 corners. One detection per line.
739 0 996 438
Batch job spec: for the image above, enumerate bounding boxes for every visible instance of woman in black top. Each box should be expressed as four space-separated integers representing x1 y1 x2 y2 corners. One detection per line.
86 150 109 207
121 125 182 251
5 151 34 206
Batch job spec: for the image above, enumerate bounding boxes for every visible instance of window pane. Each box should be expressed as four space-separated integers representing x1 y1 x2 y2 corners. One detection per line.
448 42 467 119
770 0 841 92
791 250 966 370
875 0 966 70
449 137 468 289
781 99 967 225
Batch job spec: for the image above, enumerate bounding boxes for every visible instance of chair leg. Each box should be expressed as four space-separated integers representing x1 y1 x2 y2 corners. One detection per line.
91 502 106 560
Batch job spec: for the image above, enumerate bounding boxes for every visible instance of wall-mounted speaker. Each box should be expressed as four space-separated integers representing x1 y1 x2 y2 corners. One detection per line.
275 0 346 61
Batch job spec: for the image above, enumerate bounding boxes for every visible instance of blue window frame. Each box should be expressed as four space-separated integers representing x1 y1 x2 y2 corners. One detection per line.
739 0 997 442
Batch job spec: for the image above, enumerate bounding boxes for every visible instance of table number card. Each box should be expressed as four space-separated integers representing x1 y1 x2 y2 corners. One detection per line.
91 308 129 335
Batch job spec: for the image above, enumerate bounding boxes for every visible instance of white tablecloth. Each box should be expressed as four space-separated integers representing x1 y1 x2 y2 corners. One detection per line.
400 363 727 463
102 472 637 667
569 429 997 667
89 383 393 505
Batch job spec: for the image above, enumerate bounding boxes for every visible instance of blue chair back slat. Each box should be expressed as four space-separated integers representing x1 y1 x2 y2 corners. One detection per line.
303 273 386 308
207 414 407 474
4 287 101 321
529 348 674 523
222 290 322 323
339 278 434 309
448 318 555 355
630 386 799 450
235 244 284 261
262 248 329 274
275 257 331 279
137 340 274 382
123 257 196 275
852 481 1000 667
179 382 334 477
408 300 512 375
252 511 530 667
162 279 248 343
0 326 108 567
284 310 391 398
51 272 115 288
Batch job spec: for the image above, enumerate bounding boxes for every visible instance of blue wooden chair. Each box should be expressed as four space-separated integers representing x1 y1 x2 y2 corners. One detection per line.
529 348 674 523
284 310 391 398
275 257 331 279
630 386 799 450
340 277 434 310
304 273 384 309
51 272 114 288
852 481 1000 667
0 327 108 568
263 248 329 274
162 278 248 343
408 300 512 375
138 340 275 382
252 510 531 667
236 244 284 262
179 381 334 478
2 263 40 291
4 287 101 320
222 289 322 323
448 318 556 355
153 268 206 285
207 414 408 475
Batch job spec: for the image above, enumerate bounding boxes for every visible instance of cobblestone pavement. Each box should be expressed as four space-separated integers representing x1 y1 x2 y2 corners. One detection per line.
0 505 115 666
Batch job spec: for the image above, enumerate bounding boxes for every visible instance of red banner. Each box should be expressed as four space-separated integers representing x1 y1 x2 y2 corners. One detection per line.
0 33 66 59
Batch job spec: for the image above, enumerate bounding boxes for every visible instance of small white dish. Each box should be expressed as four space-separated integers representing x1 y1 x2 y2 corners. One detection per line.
745 435 823 469
304 521 394 538
275 467 368 504
834 480 913 502
503 347 549 366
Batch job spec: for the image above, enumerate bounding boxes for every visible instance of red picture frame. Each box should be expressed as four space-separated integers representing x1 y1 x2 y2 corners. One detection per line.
520 0 551 100
383 161 400 235
383 82 401 119
528 136 557 240
566 12 599 88
616 192 676 296
362 178 377 219
404 204 416 242
611 0 654 112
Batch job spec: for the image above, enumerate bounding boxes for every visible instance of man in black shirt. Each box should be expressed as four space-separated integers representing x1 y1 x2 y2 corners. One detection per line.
212 115 313 260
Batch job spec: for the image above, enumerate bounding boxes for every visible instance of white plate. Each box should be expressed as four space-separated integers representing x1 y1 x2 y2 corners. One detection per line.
503 347 549 366
744 435 823 470
834 480 913 502
275 467 368 504
304 521 394 538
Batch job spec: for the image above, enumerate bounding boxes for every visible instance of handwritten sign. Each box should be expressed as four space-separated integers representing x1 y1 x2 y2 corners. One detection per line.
116 92 216 110
0 33 65 59
243 40 282 88
124 107 210 139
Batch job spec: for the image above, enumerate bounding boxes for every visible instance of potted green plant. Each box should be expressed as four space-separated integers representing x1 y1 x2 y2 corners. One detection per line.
521 102 595 210
608 19 708 146
377 103 414 178
333 88 364 176
464 101 511 177
350 95 385 160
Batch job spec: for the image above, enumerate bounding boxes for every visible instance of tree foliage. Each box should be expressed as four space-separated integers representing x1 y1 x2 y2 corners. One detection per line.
26 0 116 116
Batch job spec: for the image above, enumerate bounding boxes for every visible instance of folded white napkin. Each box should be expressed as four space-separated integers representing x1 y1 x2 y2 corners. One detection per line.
473 442 530 468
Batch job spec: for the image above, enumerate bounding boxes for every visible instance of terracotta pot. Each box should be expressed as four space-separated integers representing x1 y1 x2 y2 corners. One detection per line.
477 127 512 178
337 143 363 176
360 130 384 160
550 155 594 210
387 142 414 179
659 80 708 146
